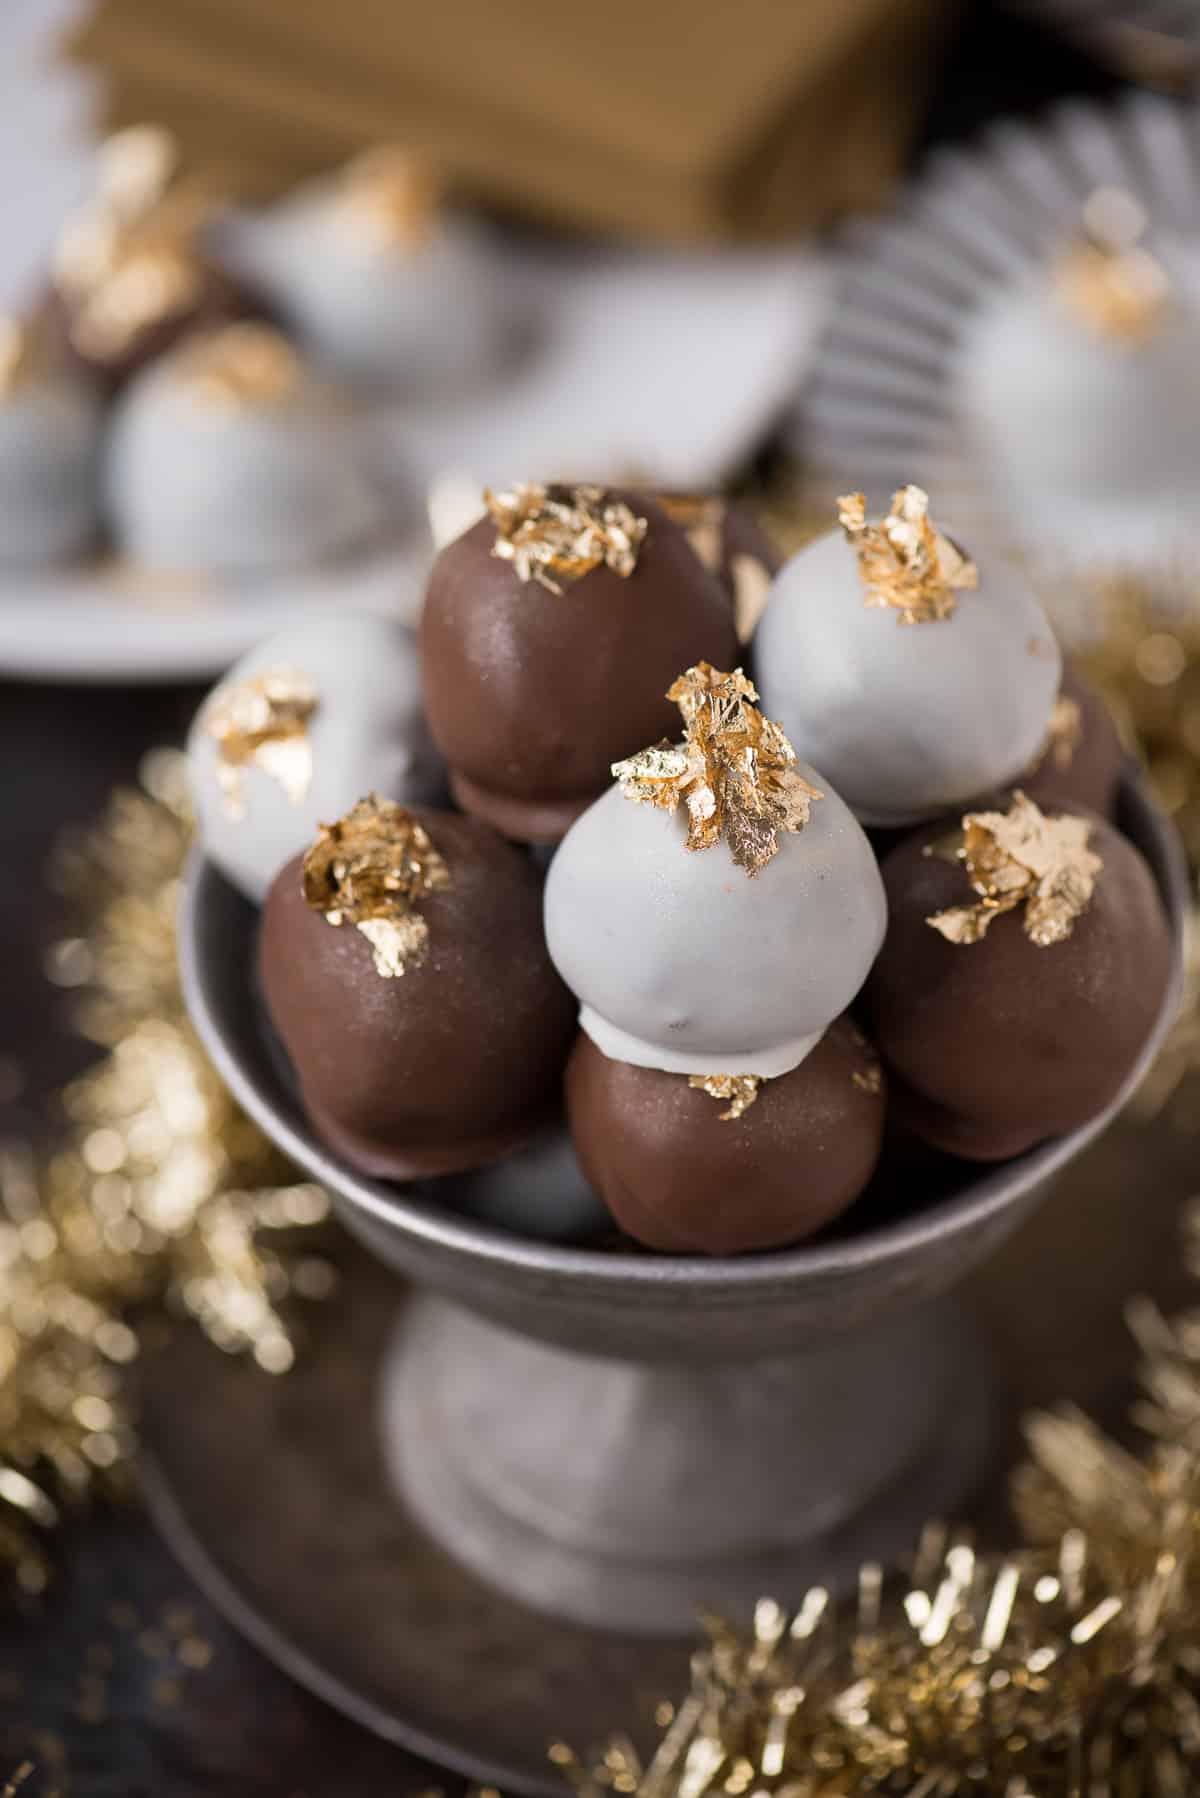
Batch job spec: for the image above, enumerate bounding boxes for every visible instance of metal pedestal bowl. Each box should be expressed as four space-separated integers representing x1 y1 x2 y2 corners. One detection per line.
178 771 1186 1639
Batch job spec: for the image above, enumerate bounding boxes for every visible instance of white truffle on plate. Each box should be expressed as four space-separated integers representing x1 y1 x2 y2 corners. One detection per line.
433 1125 611 1242
220 149 506 394
0 321 101 565
189 611 445 903
752 487 1061 827
544 664 886 1078
105 322 387 575
957 190 1200 564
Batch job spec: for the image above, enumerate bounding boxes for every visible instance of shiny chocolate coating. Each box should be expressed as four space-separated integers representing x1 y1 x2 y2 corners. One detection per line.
864 801 1170 1160
258 809 576 1179
565 1017 886 1255
419 492 739 842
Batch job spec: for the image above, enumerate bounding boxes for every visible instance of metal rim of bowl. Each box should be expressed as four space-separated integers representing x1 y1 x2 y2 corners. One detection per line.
179 770 1189 1295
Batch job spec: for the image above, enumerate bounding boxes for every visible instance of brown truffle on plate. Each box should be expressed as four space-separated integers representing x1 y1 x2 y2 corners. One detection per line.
259 797 575 1179
655 492 782 640
420 485 739 842
44 126 263 393
1019 658 1125 819
567 1017 885 1256
865 789 1170 1161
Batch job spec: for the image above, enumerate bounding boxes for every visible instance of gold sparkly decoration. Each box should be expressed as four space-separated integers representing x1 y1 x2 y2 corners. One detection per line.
1031 691 1085 776
340 145 442 250
1055 187 1170 345
485 483 647 594
852 1064 883 1096
613 663 822 876
838 484 978 624
0 751 330 1600
687 1073 761 1121
177 323 302 412
302 795 451 978
205 667 318 817
927 789 1101 948
68 243 203 363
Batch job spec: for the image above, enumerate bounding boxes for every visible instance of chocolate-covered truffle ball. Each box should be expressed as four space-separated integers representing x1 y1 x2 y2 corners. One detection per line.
220 149 506 395
958 194 1200 564
46 128 263 393
752 486 1061 826
106 323 386 574
189 612 445 903
259 800 575 1179
1020 660 1125 819
544 664 886 1077
865 790 1170 1160
567 1018 885 1255
421 486 739 841
434 1123 611 1242
656 492 782 640
0 321 101 565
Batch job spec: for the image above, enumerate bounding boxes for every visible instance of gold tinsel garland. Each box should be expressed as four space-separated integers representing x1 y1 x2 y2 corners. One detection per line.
0 747 330 1595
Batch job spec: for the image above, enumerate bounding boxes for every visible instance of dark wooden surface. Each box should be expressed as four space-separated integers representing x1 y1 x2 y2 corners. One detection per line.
0 6 1156 1789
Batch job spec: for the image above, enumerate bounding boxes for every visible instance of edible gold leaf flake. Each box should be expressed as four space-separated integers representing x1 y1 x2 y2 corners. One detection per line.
688 1073 761 1120
302 795 451 978
852 1064 883 1096
926 790 1101 948
1031 693 1084 776
1054 188 1170 345
340 146 442 251
613 663 822 876
205 668 319 818
68 243 203 362
485 483 647 594
838 485 978 625
177 324 302 412
96 126 179 225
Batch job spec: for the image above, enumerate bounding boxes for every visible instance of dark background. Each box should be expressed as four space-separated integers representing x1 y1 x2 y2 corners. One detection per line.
0 6 1154 1793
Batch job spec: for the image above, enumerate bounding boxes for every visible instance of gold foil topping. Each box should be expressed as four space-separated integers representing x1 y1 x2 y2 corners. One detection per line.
852 1064 883 1096
688 1073 761 1120
1054 188 1170 345
926 790 1101 948
838 485 978 625
96 125 179 224
68 244 203 362
205 669 318 818
340 146 442 251
485 484 647 594
613 663 822 876
176 323 303 411
301 796 451 978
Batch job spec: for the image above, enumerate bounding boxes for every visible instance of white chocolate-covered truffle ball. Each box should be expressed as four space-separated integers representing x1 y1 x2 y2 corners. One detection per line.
105 324 386 575
0 344 101 565
434 1126 610 1242
752 495 1061 826
544 765 886 1079
959 264 1200 563
189 611 445 903
221 161 506 395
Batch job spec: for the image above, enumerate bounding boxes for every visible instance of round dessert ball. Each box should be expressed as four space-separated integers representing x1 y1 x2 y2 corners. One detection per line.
433 1122 611 1243
655 492 782 640
189 612 445 903
1018 660 1125 820
221 156 506 395
752 491 1061 826
259 804 576 1179
566 1018 886 1255
105 323 386 574
864 794 1171 1160
421 488 739 841
0 333 101 565
544 757 886 1078
958 260 1200 562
